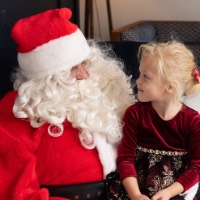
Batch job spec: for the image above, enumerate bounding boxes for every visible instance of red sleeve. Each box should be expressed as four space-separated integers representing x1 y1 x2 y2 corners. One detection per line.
117 103 139 180
176 113 200 191
0 125 67 200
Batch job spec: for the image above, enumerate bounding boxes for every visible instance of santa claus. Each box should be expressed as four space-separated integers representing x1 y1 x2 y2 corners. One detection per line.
0 8 134 200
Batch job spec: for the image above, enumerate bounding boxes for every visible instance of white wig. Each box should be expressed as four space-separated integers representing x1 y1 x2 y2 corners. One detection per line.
13 41 135 149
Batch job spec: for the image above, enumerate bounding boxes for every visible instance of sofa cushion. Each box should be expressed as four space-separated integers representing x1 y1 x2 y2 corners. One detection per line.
121 22 156 42
186 43 200 68
154 22 200 43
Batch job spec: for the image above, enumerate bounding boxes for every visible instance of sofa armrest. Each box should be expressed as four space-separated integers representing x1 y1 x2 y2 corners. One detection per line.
111 20 146 41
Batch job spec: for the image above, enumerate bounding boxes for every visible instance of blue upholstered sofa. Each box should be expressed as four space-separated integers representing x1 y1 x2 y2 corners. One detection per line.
111 21 200 69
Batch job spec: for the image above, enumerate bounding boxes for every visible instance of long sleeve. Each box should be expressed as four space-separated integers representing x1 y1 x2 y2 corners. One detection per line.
176 113 200 191
117 103 139 180
0 126 67 200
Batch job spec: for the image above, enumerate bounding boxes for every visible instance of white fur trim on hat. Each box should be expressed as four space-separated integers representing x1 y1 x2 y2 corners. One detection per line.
18 29 90 79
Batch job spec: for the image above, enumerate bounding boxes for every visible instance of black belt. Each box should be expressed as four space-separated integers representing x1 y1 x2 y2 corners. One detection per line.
41 180 107 200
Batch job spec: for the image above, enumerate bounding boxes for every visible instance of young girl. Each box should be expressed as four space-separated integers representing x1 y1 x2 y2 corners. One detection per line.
117 41 200 200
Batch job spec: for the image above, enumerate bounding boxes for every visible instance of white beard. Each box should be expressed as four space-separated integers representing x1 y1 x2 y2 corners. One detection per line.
66 60 134 149
14 45 135 149
13 44 135 176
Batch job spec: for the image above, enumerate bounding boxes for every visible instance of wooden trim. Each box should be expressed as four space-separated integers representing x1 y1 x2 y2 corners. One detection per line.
84 0 94 38
84 0 113 39
111 20 146 41
106 0 113 38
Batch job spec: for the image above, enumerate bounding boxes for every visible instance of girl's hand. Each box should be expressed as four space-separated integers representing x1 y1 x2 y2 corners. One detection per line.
122 177 151 200
132 194 151 200
151 189 171 200
151 181 184 200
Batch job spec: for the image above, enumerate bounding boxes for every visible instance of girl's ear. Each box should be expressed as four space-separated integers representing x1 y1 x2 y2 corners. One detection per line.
165 84 173 94
166 80 178 94
165 80 178 94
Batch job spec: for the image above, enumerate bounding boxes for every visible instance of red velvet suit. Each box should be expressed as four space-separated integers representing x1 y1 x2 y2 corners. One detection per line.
0 91 105 200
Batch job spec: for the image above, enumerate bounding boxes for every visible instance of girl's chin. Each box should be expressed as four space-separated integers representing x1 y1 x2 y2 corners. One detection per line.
137 95 149 102
139 99 149 102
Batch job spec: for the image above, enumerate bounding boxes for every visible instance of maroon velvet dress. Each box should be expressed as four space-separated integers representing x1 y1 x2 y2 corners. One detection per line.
117 101 200 199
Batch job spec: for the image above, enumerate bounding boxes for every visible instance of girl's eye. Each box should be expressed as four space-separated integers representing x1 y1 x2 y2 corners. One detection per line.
144 74 148 79
138 72 150 80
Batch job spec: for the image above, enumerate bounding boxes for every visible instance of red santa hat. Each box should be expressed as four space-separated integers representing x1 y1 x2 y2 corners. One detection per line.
11 8 90 79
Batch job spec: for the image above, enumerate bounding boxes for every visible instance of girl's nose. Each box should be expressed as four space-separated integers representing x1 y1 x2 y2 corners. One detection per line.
136 77 141 85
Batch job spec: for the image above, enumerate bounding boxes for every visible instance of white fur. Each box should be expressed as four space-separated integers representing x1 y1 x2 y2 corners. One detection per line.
18 29 90 79
94 133 117 177
183 93 200 113
180 182 199 200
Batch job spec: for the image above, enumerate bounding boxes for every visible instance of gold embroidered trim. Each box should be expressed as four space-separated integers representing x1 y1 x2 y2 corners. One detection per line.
137 146 187 156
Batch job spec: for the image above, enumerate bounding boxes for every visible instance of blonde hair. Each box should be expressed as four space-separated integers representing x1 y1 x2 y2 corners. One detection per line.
138 40 200 101
12 40 134 147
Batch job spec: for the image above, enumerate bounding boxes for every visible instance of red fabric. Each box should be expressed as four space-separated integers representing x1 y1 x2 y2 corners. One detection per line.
11 8 77 53
0 91 103 199
117 101 200 191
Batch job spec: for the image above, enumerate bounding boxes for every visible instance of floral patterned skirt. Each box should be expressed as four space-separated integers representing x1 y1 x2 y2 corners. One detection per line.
136 146 188 199
106 146 188 200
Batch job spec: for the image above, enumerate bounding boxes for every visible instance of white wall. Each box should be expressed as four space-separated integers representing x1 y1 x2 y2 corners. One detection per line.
79 0 200 40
